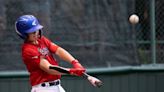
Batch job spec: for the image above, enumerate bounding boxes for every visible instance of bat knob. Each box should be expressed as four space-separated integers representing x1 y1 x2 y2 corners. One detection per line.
87 76 103 88
95 81 103 88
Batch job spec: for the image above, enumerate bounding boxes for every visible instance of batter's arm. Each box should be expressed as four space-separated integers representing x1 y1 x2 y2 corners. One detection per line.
55 47 85 72
55 47 75 63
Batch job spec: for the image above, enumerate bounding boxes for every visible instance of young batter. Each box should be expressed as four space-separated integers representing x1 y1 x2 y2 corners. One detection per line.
15 15 86 92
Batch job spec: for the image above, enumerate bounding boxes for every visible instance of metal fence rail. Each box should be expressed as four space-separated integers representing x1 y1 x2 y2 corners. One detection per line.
1 64 164 78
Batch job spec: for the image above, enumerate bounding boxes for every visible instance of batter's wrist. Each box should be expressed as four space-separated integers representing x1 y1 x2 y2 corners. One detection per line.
71 59 79 65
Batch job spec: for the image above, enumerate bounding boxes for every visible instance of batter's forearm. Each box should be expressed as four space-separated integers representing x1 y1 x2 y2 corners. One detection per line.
56 47 75 63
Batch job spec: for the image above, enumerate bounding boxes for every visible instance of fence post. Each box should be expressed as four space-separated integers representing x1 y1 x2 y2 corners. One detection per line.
150 0 156 64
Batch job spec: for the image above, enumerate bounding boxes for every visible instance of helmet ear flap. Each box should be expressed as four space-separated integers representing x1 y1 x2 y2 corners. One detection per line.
16 32 27 39
17 34 25 39
15 24 26 39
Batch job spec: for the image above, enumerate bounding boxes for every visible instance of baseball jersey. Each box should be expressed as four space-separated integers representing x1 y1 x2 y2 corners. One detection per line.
22 36 61 86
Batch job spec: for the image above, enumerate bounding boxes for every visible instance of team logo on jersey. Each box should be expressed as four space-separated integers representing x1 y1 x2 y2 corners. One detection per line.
38 47 49 56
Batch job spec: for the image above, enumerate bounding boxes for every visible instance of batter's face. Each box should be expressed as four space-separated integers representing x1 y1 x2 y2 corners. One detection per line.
27 30 40 43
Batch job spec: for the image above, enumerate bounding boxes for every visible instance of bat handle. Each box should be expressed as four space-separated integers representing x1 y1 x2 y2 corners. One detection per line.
83 72 90 77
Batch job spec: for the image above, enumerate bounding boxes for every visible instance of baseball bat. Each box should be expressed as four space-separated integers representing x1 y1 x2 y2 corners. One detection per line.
49 66 103 87
49 66 70 74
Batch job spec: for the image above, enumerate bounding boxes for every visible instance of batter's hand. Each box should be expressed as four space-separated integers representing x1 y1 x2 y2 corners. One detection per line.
69 68 85 76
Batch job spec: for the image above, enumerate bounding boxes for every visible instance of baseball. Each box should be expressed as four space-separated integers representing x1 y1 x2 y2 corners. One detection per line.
129 14 139 24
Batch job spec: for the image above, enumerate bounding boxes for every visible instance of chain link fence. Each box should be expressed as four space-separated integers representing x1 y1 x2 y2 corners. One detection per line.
156 0 164 64
0 0 163 70
136 0 164 64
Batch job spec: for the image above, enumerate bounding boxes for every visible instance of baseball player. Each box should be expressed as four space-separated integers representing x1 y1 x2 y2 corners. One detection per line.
15 15 86 92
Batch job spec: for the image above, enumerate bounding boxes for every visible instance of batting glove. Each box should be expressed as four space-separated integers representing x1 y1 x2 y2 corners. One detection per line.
71 60 85 70
69 68 85 76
